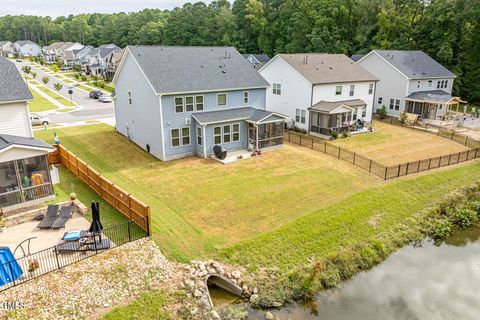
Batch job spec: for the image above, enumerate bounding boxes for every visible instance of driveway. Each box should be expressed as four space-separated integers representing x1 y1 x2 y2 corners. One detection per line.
15 60 115 125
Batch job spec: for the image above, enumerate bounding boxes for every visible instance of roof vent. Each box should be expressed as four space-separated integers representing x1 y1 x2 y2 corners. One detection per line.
329 66 333 70
222 70 226 74
303 56 308 64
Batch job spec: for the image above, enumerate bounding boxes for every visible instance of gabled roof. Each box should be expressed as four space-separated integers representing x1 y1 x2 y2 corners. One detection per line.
0 134 53 152
192 107 287 125
0 56 33 102
309 99 366 113
243 54 270 64
368 50 456 79
405 90 466 104
15 40 38 47
350 54 365 62
98 44 121 59
276 54 378 85
120 46 270 95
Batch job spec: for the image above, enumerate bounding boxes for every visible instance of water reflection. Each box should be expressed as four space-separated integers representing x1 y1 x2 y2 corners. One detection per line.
248 227 480 320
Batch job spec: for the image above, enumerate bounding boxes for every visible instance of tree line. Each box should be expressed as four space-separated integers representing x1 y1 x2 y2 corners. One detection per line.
0 0 479 102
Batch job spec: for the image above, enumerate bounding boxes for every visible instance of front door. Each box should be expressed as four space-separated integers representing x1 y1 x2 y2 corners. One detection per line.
248 126 256 149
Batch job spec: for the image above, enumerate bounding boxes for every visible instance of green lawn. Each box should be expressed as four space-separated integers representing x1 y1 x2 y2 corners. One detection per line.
62 78 74 84
52 165 127 227
35 124 382 261
37 85 76 107
75 84 92 92
28 90 57 112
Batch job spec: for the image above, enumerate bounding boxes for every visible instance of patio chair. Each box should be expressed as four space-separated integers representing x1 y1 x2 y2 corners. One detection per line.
50 205 73 229
37 205 59 229
54 241 84 253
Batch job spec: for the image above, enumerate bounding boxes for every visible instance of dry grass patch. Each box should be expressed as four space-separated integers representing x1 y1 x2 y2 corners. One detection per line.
331 121 470 165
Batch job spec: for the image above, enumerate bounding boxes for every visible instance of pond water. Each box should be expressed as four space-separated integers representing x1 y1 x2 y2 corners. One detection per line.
247 227 480 320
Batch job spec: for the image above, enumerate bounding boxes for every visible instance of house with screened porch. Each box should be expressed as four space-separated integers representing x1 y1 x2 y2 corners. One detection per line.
113 46 288 162
259 53 378 137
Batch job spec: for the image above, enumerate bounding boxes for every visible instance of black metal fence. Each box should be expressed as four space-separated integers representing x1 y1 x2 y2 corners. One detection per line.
285 131 480 180
0 217 149 292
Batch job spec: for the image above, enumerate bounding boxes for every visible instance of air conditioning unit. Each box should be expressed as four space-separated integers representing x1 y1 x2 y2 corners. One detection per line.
185 118 191 125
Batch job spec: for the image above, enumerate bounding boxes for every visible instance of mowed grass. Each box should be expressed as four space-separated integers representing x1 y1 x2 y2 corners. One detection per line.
37 85 77 107
28 89 57 112
221 161 480 271
331 121 470 165
35 124 382 261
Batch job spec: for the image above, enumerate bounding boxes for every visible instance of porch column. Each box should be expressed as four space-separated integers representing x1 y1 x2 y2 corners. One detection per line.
255 124 259 150
13 160 26 204
202 125 207 158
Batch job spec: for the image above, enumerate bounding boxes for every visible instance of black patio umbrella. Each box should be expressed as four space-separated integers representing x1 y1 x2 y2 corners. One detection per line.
88 201 103 234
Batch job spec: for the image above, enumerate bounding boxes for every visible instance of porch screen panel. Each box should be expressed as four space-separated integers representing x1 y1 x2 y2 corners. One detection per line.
0 161 21 208
17 155 52 202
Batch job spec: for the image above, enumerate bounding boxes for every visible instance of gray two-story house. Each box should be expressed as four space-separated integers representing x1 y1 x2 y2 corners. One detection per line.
113 46 287 161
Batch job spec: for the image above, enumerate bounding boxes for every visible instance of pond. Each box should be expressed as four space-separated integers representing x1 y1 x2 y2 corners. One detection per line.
247 227 480 320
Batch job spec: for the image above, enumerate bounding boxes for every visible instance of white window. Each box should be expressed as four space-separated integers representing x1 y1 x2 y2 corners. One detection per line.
185 96 194 112
295 108 306 124
195 96 204 111
197 127 202 145
368 83 374 94
428 80 433 88
301 110 306 124
444 80 448 88
437 80 441 89
213 126 222 144
389 98 395 110
232 124 240 142
128 90 132 104
171 129 180 147
174 97 184 113
217 93 227 106
223 125 231 143
378 97 383 104
243 91 249 103
335 85 342 95
349 85 355 96
273 83 281 95
181 127 190 146
395 99 400 111
171 127 190 147
352 108 357 121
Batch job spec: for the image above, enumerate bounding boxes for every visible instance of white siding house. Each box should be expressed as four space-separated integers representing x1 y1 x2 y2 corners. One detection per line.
0 57 55 209
259 54 377 136
13 40 42 57
357 50 463 119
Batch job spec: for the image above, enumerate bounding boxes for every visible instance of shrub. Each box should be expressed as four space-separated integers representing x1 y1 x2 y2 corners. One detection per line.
341 130 349 138
430 218 453 240
52 64 59 73
379 105 387 119
96 80 105 88
451 207 478 229
74 73 80 80
399 112 408 123
81 75 87 81
31 72 37 79
319 269 340 289
330 130 339 140
42 76 49 84
53 83 63 91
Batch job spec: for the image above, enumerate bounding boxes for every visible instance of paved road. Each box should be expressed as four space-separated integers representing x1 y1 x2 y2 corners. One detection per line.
15 60 115 124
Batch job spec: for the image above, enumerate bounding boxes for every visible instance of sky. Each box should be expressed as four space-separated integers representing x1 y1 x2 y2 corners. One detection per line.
0 0 210 17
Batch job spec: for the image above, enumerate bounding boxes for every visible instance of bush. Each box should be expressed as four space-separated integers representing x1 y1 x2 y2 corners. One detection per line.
42 76 49 84
96 80 105 88
319 269 340 289
451 207 478 229
379 105 387 119
341 130 349 138
430 218 453 240
74 73 80 80
399 112 408 123
330 130 339 140
81 75 87 81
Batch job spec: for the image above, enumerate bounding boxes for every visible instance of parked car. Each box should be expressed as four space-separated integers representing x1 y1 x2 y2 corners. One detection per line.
16 59 22 62
30 114 50 126
98 95 112 103
89 90 103 99
60 65 72 71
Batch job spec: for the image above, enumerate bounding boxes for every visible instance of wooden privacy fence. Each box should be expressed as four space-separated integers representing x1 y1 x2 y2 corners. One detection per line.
49 144 151 234
285 131 480 180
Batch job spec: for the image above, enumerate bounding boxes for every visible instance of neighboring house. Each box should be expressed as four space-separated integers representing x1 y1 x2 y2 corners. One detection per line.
0 41 14 57
0 57 55 209
73 45 94 66
85 44 121 77
242 54 270 70
105 48 124 79
113 46 287 161
43 42 68 62
13 40 43 57
357 50 464 119
259 54 378 136
61 43 84 65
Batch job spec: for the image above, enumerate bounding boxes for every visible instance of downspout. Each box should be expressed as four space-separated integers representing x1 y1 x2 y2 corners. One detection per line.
158 95 166 161
202 124 207 158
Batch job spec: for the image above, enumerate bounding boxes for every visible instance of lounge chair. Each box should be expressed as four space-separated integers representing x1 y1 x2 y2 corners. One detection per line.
50 206 73 229
37 205 59 229
55 241 84 253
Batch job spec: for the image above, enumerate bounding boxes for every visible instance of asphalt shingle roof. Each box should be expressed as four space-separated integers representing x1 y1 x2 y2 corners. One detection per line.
126 46 269 95
405 90 454 103
310 99 366 113
0 56 33 102
350 54 365 62
0 134 54 151
374 50 456 79
192 107 285 125
279 54 378 85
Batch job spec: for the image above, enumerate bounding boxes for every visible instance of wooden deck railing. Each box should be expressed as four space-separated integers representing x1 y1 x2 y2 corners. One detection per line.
48 144 151 234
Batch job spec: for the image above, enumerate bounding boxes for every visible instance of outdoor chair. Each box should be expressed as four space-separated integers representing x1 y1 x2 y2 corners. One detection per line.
37 204 59 229
50 205 73 229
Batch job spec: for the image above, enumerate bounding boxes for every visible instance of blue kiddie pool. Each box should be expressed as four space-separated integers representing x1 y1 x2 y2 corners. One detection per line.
0 247 23 286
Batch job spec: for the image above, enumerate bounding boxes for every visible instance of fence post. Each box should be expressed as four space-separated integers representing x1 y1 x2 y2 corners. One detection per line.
417 160 421 173
8 261 17 287
127 221 132 242
448 154 452 165
98 174 103 197
324 142 327 153
146 206 152 238
353 152 356 165
54 247 61 269
465 136 468 146
369 160 372 173
127 194 132 219
288 131 291 142
397 164 401 177
451 131 454 140
338 147 341 159
311 138 314 149
406 162 410 175
384 167 388 180
299 135 302 146
428 158 432 170
93 235 99 254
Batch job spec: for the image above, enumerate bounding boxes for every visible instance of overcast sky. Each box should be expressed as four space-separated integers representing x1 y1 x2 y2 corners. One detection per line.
0 0 209 17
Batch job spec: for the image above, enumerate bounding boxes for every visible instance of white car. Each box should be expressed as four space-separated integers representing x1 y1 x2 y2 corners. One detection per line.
98 95 112 103
30 114 50 126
